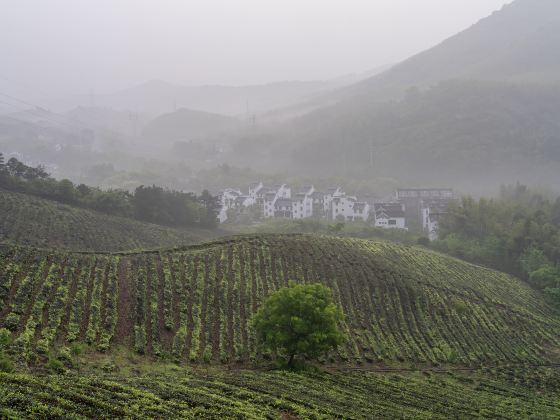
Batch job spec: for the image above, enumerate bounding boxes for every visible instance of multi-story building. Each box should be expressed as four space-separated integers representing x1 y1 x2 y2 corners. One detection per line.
292 186 315 219
331 192 359 221
352 201 371 222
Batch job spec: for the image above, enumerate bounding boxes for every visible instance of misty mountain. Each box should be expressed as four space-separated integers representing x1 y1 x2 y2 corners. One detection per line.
283 81 560 185
65 106 151 138
79 79 344 117
141 107 240 145
343 0 560 101
232 0 560 189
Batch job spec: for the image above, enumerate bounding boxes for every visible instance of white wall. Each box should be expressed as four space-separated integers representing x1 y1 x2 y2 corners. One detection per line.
375 217 406 229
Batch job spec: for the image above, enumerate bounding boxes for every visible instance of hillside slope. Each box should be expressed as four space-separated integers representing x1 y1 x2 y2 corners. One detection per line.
2 368 560 419
345 0 560 100
0 189 215 251
1 234 558 366
270 80 560 187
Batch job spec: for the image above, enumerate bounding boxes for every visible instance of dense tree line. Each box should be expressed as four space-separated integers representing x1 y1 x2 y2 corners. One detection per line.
432 184 560 305
0 153 220 228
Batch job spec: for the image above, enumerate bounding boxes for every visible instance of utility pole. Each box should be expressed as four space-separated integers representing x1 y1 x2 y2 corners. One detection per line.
129 112 138 137
246 99 250 125
369 138 374 169
89 88 95 108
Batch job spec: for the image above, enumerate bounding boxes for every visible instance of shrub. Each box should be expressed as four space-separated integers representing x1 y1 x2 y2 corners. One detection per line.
46 358 66 374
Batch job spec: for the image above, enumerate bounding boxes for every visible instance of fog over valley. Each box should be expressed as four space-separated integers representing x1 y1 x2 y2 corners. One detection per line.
3 1 560 417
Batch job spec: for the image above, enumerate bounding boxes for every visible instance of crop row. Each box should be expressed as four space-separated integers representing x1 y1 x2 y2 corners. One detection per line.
1 235 560 365
0 189 203 251
1 368 560 419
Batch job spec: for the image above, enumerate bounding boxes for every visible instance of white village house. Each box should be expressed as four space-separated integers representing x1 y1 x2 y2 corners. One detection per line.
373 202 406 229
219 182 453 238
420 198 451 240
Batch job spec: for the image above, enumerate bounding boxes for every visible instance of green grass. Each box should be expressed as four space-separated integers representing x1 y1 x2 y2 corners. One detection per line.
1 366 560 419
1 234 559 366
0 189 218 251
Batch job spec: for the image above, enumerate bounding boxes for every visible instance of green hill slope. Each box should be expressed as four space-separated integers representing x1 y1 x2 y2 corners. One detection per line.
1 234 558 366
2 367 560 419
0 189 215 252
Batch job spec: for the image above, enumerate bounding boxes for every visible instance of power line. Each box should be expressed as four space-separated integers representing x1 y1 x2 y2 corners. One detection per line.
0 95 85 132
0 91 44 110
0 91 107 134
0 74 56 104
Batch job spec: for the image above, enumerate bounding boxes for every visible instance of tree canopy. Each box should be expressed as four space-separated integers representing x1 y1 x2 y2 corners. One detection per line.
252 282 344 367
433 184 560 306
0 154 220 228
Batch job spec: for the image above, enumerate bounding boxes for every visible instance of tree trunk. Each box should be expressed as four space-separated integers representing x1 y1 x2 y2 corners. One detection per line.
287 353 295 368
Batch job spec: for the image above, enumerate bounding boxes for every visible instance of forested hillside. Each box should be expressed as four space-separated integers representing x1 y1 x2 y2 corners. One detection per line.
236 80 560 189
433 184 560 307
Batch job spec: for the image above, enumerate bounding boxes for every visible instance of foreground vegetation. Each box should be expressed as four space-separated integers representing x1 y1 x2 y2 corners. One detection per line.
1 363 560 419
1 234 558 367
0 189 216 251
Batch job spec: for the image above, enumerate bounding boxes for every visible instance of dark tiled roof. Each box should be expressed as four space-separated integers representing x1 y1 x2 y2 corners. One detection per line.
375 202 405 218
397 188 452 192
296 186 313 194
311 191 324 199
376 209 405 219
275 198 292 207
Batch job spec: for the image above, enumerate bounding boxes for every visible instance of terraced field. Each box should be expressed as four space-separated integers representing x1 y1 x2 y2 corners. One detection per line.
1 234 559 366
2 368 560 419
0 189 216 251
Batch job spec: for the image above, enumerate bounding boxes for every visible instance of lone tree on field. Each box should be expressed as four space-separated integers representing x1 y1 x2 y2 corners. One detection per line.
252 282 344 368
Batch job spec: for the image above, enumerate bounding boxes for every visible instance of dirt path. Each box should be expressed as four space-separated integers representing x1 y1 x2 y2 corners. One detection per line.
0 265 29 325
79 260 97 341
114 258 132 345
57 265 81 343
15 258 52 337
156 255 173 351
34 260 67 342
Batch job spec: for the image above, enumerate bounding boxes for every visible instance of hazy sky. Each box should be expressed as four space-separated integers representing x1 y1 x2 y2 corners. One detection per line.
0 0 513 95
